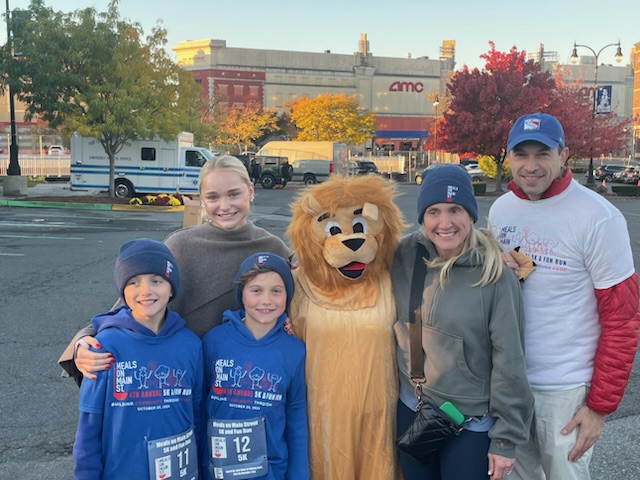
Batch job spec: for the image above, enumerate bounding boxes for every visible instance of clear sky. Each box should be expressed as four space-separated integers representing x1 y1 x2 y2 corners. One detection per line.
5 0 640 70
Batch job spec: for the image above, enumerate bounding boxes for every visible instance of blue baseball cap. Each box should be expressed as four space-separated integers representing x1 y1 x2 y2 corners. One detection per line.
507 113 565 152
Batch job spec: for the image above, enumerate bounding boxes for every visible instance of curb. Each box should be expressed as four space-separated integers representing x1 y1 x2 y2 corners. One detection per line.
0 199 184 212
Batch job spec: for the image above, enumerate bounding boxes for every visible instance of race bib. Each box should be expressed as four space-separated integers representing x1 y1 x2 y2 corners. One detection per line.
208 416 268 479
146 426 198 480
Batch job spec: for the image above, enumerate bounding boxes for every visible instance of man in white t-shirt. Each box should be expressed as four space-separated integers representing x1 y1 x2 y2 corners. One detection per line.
489 113 640 480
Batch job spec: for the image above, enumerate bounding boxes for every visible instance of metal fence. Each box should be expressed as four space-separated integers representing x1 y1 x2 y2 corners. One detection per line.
352 150 462 182
0 155 70 178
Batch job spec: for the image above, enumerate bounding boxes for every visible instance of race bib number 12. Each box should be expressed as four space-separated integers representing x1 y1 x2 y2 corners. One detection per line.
208 416 268 479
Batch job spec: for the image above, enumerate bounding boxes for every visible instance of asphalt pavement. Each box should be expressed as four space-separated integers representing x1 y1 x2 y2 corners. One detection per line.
2 180 639 479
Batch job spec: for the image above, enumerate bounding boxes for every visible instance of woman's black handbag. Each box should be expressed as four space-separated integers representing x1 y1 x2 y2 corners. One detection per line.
396 396 465 464
395 244 467 464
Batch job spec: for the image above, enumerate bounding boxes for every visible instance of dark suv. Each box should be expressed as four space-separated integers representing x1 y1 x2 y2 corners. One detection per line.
250 155 293 189
591 165 626 181
347 161 379 175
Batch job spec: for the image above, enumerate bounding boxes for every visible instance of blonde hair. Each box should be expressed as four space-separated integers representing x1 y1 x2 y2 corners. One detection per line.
198 155 251 195
426 227 504 287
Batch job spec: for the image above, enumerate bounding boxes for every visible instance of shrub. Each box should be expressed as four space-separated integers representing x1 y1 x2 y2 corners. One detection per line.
129 193 191 206
611 185 640 197
473 182 487 196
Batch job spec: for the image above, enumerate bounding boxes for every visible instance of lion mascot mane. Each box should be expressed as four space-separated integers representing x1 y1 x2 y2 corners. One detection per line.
287 174 405 480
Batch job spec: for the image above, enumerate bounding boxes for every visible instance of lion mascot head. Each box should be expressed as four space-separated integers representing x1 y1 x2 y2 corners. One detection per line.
287 174 405 303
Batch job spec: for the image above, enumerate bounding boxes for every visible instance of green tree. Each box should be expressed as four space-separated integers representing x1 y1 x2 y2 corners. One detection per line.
288 93 375 145
182 95 219 150
1 0 200 196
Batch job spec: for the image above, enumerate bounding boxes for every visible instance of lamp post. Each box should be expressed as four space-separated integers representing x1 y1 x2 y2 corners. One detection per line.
570 40 623 187
432 95 439 165
4 0 20 175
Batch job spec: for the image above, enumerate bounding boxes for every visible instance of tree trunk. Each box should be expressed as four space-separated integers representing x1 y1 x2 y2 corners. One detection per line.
108 152 115 197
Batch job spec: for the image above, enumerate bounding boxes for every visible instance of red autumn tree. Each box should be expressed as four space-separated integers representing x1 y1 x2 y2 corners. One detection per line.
439 42 555 190
547 73 629 161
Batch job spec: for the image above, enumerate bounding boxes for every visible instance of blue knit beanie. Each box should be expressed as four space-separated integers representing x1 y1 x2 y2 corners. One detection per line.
114 238 180 301
417 164 478 223
234 252 294 309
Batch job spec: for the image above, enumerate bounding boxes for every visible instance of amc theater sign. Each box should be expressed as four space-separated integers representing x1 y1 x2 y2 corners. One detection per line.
389 81 424 93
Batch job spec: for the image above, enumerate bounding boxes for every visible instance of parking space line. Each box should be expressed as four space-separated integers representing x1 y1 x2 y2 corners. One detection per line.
0 234 85 240
0 222 126 230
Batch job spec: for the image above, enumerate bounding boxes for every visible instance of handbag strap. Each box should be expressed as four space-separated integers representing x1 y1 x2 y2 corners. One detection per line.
408 243 428 382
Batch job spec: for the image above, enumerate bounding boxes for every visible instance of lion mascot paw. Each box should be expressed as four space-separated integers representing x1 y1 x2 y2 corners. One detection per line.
287 174 405 480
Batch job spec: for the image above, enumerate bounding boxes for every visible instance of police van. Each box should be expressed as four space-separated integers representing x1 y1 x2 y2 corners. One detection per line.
70 132 216 198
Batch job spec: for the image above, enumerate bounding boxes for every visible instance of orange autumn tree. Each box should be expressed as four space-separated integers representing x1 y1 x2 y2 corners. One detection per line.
214 102 279 153
288 93 375 145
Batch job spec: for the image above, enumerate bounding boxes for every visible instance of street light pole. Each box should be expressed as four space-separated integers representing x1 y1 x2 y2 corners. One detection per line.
5 0 20 175
432 95 439 165
571 41 623 187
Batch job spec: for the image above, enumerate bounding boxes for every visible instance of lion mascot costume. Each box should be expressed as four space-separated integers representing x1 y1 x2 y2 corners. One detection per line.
287 174 405 480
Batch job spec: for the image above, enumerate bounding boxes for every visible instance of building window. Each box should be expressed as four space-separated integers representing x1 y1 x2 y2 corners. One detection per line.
234 85 244 96
249 86 260 98
272 93 283 107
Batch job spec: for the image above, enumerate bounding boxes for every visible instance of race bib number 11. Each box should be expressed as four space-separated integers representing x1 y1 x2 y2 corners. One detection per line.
146 426 197 480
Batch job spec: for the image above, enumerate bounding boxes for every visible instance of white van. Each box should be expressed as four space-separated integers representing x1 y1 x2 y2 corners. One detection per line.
290 159 333 185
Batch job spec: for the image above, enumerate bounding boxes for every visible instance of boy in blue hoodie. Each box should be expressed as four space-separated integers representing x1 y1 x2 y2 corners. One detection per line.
203 252 308 480
73 238 204 480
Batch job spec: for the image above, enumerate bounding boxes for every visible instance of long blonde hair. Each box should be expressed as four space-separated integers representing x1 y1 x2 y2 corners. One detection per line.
426 227 504 287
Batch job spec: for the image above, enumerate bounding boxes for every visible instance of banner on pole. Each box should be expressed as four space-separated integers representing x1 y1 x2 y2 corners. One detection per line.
595 86 612 114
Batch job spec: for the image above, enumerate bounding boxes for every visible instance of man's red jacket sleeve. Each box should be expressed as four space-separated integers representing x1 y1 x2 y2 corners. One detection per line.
587 273 640 414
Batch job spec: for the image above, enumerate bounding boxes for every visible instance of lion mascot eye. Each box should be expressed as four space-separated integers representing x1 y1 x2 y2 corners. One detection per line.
352 216 367 234
324 221 342 237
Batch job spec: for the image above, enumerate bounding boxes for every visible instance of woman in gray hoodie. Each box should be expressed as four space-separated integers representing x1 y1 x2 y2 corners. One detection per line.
392 164 533 480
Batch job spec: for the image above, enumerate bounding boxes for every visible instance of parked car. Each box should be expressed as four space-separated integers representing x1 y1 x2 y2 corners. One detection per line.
626 166 640 184
250 155 292 189
290 159 333 185
48 144 65 155
414 163 481 185
613 166 635 183
591 164 626 182
464 163 484 182
459 157 478 167
347 160 379 176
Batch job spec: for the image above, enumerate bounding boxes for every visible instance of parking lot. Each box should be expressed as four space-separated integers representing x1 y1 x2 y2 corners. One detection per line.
1 181 639 479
